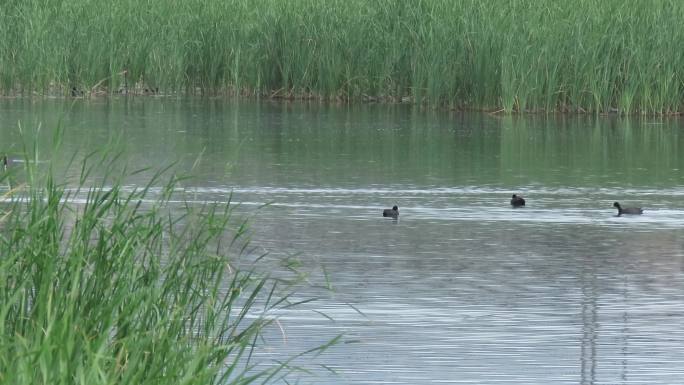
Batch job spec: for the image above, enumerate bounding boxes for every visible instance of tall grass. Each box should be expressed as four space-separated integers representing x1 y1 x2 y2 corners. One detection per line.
0 147 336 384
1 0 684 113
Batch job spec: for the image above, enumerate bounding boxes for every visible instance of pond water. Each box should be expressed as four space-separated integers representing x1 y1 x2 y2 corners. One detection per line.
1 99 684 384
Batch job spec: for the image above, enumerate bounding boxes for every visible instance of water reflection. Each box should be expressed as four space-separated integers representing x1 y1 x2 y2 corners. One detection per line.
580 263 597 385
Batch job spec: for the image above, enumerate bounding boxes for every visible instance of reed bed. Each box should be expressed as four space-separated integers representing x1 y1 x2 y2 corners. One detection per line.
0 149 335 384
1 0 684 114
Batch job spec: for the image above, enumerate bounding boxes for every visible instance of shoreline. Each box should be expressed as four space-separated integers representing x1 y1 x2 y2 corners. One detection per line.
2 87 682 117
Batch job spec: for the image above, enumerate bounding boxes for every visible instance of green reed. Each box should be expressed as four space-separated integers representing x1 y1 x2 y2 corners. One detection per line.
0 146 335 384
1 0 684 113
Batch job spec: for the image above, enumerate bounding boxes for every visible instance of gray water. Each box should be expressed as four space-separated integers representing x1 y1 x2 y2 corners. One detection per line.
1 99 684 384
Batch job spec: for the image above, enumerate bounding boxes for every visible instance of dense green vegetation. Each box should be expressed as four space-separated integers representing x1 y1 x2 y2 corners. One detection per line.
1 0 683 113
0 148 334 384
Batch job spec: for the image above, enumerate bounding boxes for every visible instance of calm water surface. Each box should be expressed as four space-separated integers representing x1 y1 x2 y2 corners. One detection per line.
2 99 684 384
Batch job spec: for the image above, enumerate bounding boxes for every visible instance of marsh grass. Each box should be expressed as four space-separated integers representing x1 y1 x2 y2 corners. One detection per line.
2 0 684 114
0 145 337 384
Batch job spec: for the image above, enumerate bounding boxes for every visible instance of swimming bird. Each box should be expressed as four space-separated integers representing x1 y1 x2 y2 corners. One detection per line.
71 87 83 97
383 205 399 218
613 202 643 216
510 194 525 207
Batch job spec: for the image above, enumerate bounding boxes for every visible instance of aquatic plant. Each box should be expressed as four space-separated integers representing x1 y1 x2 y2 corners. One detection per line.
0 146 337 384
1 0 684 114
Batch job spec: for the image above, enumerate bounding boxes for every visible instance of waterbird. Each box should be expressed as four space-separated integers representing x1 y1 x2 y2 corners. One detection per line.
510 194 525 207
613 202 643 216
71 86 84 97
383 205 399 218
